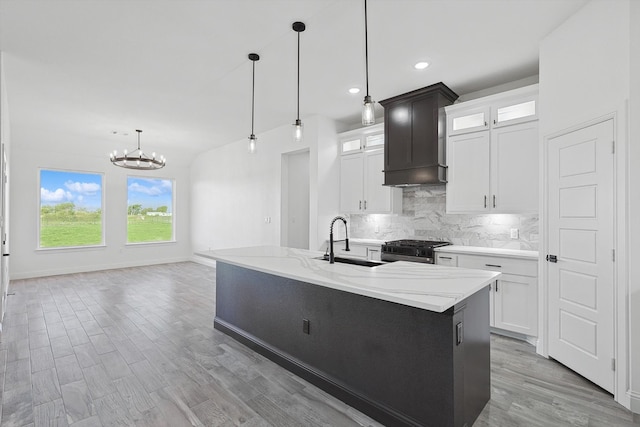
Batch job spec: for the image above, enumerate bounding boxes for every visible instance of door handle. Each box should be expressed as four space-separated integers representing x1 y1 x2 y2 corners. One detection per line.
484 195 487 208
493 195 496 208
359 200 362 210
364 200 367 210
546 254 558 263
2 253 8 257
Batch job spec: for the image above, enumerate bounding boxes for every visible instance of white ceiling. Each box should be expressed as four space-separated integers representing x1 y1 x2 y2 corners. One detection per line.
0 0 587 163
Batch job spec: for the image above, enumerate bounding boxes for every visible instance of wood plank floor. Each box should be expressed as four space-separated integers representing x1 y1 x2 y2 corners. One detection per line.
0 262 638 427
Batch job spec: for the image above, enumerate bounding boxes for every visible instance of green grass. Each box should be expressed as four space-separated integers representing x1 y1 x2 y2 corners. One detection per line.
40 222 102 247
127 215 173 243
39 215 173 247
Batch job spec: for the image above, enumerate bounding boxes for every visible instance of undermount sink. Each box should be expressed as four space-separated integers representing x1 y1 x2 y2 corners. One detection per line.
316 255 387 268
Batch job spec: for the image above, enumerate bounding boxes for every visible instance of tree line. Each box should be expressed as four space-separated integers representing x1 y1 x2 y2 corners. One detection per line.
127 204 169 215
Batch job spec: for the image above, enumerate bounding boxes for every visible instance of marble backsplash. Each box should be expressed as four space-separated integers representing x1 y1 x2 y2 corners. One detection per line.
349 185 539 251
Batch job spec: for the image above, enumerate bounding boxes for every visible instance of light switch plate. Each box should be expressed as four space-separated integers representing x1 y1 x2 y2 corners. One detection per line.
510 228 519 239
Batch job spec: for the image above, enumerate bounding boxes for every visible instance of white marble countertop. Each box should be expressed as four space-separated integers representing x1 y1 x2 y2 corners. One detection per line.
197 246 500 313
435 245 538 260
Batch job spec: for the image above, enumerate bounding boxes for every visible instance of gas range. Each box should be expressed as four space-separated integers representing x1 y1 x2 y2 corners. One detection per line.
381 239 451 264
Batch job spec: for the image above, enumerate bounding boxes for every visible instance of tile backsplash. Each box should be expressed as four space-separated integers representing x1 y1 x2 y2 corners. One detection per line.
349 185 539 251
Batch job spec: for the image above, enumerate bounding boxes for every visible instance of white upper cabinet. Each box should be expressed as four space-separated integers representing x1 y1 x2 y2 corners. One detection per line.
446 132 491 212
447 106 490 136
492 94 538 127
339 124 401 214
445 84 539 214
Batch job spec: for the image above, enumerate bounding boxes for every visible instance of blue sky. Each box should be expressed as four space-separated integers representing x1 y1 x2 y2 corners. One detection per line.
127 177 173 212
40 170 102 210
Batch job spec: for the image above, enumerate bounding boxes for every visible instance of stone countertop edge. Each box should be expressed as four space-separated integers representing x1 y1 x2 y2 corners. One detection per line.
197 245 500 313
434 245 539 260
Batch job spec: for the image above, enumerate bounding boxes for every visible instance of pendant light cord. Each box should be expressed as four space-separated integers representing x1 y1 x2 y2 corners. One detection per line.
251 59 256 135
364 0 369 97
297 31 301 120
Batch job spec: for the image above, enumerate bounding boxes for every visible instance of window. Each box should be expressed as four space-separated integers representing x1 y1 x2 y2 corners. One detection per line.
127 177 174 243
39 169 103 248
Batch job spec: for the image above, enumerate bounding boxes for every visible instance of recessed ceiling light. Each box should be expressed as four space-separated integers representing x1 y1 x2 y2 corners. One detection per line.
348 87 361 94
414 61 430 70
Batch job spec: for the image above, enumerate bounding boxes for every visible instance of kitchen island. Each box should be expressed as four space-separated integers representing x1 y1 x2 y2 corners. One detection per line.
197 246 500 427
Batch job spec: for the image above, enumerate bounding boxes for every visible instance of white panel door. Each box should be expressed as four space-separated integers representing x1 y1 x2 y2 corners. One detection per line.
364 150 390 213
547 119 614 393
446 132 491 213
492 122 539 212
0 144 7 323
339 154 364 213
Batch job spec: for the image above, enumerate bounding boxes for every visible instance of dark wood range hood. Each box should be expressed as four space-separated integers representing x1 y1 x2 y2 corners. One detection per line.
380 82 458 186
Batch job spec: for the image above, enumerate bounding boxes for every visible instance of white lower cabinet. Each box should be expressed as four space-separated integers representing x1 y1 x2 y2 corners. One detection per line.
331 241 381 261
437 250 538 338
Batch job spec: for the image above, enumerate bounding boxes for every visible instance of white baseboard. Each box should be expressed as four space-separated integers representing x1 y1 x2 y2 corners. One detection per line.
628 390 640 414
10 256 192 280
191 254 217 268
491 327 538 348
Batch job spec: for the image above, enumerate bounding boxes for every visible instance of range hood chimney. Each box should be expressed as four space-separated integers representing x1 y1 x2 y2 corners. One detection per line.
380 82 458 186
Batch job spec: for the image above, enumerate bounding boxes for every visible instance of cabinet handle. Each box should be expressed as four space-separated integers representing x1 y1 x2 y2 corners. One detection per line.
484 121 487 127
495 281 499 292
439 256 452 260
484 195 487 208
364 200 367 210
493 195 496 208
493 119 497 125
485 264 502 268
359 200 362 210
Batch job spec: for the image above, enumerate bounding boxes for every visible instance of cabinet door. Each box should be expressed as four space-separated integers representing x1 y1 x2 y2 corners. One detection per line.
447 106 491 136
491 95 537 128
364 150 392 213
494 273 538 336
340 154 364 213
446 132 491 213
491 121 538 212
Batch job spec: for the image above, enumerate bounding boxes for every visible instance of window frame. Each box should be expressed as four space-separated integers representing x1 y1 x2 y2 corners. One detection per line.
37 168 106 251
125 175 176 245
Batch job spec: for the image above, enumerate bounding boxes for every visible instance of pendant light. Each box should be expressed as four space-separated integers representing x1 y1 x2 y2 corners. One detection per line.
248 53 260 154
110 130 165 170
362 0 375 126
292 21 306 143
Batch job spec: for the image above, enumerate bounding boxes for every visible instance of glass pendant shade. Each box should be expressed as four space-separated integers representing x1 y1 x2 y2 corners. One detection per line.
293 119 303 143
248 135 257 154
362 95 375 126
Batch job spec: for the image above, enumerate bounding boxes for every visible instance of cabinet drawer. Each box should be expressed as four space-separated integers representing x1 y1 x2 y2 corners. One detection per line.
436 253 458 267
457 254 537 277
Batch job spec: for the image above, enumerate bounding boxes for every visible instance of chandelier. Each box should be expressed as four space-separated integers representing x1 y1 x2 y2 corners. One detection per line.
110 129 165 170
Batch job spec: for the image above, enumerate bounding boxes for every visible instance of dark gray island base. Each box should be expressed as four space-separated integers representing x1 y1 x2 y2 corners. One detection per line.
214 262 490 427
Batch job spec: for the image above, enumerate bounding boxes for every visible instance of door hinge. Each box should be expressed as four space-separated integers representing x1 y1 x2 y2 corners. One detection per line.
612 249 616 262
611 358 616 371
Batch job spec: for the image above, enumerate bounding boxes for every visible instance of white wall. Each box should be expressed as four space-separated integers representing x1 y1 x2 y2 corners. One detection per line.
9 128 192 279
629 0 640 413
190 115 339 260
539 0 635 411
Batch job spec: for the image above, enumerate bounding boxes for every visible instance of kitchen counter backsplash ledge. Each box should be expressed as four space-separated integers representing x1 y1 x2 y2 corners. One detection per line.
348 184 539 251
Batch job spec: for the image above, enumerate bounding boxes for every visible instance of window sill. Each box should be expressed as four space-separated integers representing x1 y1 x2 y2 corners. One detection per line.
36 244 107 252
125 240 177 247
